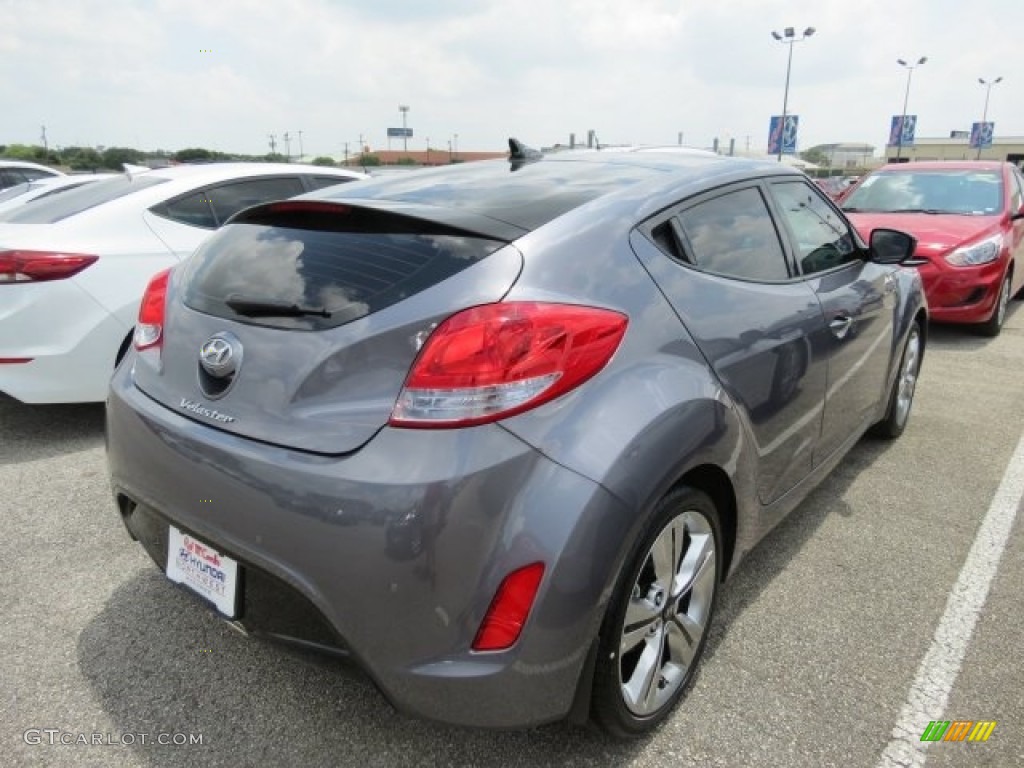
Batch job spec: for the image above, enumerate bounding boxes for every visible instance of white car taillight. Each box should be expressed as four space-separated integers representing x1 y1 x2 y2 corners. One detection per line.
0 250 98 283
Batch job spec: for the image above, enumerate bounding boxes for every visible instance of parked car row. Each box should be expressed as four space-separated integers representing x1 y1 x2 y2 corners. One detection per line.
4 147 1019 738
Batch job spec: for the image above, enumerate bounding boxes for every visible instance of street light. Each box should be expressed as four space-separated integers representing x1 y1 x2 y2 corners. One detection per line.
895 56 927 161
976 76 1003 160
771 26 816 162
399 105 410 153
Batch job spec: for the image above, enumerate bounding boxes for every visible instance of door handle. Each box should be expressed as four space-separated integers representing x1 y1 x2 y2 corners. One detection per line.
829 315 853 339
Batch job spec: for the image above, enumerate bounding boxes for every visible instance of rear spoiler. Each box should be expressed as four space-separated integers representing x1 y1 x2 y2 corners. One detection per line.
228 199 527 243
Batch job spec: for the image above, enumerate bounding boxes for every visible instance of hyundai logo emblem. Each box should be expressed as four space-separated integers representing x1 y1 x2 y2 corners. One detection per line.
200 338 233 373
198 332 243 399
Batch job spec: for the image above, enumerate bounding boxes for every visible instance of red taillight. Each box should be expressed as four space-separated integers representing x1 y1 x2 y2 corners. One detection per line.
0 250 98 283
390 302 628 427
134 268 171 351
472 562 546 652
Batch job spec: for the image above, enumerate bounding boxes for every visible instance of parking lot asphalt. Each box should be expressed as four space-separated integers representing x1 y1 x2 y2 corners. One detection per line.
2 304 1022 768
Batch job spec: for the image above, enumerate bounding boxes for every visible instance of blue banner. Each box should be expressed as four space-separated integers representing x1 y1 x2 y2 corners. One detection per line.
969 122 994 149
889 115 917 147
768 115 799 155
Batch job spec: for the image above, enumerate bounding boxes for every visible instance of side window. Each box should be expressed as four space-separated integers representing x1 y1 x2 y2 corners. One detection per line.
152 191 217 229
308 175 355 191
676 187 790 281
21 169 54 181
769 181 858 275
1 169 27 188
206 177 305 224
1011 169 1024 212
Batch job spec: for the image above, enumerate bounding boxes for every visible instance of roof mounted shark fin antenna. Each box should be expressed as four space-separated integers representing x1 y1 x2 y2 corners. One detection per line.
508 138 543 170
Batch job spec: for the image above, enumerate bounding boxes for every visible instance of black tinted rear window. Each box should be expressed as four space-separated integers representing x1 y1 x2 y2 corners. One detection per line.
181 207 504 330
0 175 167 223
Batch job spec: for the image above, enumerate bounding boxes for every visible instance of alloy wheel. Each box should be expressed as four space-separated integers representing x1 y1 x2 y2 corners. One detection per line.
618 509 717 716
895 326 921 427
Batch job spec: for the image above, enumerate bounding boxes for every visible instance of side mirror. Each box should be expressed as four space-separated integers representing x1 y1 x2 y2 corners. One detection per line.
1011 206 1024 222
870 228 917 264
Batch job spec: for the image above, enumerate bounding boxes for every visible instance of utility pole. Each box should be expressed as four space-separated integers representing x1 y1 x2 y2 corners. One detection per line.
283 132 291 162
268 134 277 154
40 125 48 154
297 130 304 162
343 142 349 165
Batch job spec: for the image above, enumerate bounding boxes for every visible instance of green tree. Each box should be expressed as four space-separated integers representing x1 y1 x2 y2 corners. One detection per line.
312 156 336 166
59 146 103 171
358 153 381 166
799 148 828 166
173 147 214 163
101 146 144 170
1 143 39 160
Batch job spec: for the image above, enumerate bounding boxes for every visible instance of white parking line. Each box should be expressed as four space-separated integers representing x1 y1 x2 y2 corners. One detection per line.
877 429 1024 767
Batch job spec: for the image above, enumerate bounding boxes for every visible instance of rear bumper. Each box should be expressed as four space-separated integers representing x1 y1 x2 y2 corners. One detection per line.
916 259 1006 324
106 364 634 728
0 281 127 403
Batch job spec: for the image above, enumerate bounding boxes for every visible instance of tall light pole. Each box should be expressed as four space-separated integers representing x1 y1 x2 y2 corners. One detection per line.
297 130 304 162
895 56 927 161
399 105 410 153
770 27 815 163
976 76 1002 160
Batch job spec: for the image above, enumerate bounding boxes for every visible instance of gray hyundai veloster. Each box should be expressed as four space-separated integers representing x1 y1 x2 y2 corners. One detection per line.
106 143 926 737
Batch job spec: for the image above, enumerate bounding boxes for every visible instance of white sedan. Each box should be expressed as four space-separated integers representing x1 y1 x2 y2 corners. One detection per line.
0 163 366 403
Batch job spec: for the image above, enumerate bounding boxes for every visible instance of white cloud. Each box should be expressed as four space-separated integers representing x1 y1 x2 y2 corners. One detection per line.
3 0 1023 156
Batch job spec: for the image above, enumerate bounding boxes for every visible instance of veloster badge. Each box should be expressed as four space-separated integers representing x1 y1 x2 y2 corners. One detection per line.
179 398 237 423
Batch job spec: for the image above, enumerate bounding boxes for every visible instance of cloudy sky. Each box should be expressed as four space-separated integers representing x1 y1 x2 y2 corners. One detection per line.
3 0 1022 158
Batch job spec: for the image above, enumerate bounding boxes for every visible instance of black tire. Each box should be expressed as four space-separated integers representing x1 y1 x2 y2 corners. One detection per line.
976 273 1010 338
591 486 722 739
870 321 922 439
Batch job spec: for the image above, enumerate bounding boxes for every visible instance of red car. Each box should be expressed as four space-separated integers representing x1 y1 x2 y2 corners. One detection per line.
841 161 1024 336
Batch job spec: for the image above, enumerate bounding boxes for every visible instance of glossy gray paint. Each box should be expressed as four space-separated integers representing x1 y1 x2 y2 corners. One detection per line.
106 151 926 729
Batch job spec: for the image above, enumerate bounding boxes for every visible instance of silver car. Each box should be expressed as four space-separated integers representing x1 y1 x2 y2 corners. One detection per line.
106 143 926 737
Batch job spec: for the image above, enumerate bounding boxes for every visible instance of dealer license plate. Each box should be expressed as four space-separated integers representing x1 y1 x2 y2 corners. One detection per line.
166 526 239 618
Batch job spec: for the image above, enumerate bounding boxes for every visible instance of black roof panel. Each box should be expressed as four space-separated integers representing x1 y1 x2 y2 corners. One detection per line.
311 153 726 232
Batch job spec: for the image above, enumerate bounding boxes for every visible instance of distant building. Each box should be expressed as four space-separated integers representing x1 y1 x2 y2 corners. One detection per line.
885 135 1024 165
339 149 506 168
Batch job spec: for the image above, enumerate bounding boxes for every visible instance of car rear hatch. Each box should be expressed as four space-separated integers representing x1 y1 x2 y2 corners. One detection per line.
131 200 525 454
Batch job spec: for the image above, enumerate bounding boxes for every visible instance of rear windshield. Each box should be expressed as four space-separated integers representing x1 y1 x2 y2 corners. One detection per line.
842 170 1003 215
181 206 505 330
0 175 167 223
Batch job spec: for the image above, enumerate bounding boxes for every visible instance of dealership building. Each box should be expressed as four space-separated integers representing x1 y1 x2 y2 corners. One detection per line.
884 134 1024 165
